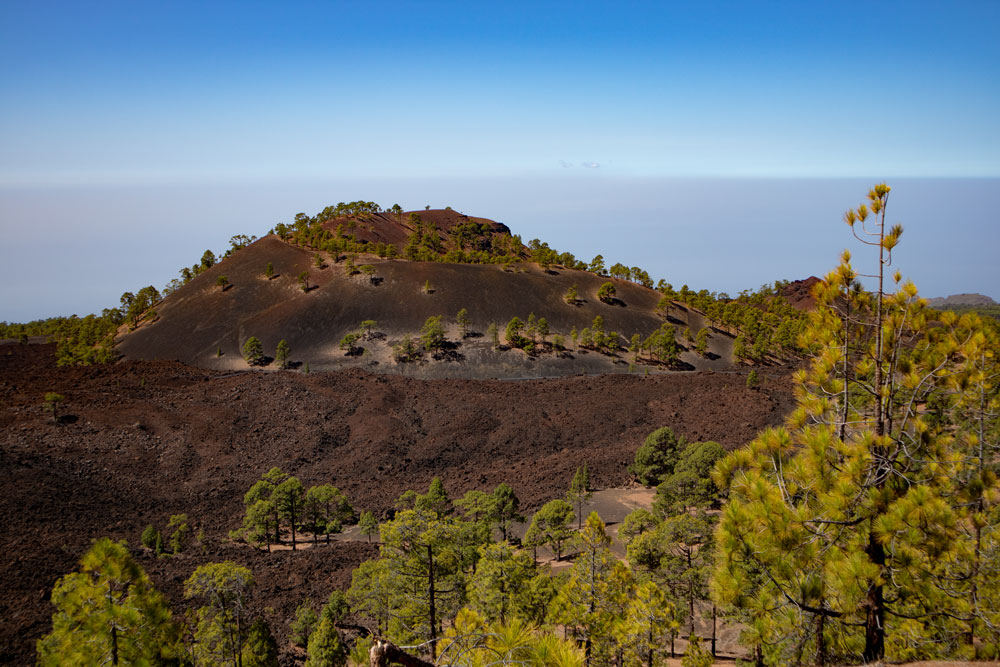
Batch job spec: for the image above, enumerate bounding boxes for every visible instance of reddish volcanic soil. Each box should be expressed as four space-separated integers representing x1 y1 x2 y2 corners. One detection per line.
0 342 795 664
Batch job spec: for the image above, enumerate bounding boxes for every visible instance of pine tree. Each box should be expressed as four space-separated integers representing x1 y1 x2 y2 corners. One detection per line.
420 316 446 351
567 465 593 530
304 615 347 667
456 308 471 338
37 539 181 665
359 510 378 543
615 580 679 667
43 392 64 422
275 476 305 550
467 542 537 625
242 618 279 667
597 282 616 304
524 499 574 562
290 601 318 648
275 339 290 369
184 562 256 667
242 337 264 366
551 513 624 666
630 427 686 486
712 184 1000 663
695 328 709 356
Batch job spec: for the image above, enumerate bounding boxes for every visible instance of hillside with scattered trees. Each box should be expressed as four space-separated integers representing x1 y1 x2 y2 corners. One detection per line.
4 188 997 666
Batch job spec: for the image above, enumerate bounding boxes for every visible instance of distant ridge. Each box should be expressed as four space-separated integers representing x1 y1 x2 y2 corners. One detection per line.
926 293 997 308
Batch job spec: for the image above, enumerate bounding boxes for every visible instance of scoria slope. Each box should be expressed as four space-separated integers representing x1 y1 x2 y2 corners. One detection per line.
116 210 736 377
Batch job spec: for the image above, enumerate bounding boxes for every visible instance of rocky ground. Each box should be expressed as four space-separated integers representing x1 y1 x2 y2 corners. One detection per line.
0 342 795 664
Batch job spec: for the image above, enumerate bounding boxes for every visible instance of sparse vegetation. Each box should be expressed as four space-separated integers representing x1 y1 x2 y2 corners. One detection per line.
392 335 419 363
339 332 361 355
359 320 377 340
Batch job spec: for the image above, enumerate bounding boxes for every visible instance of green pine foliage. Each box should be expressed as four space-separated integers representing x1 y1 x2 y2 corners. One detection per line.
242 336 264 365
524 499 575 562
290 601 318 648
275 339 290 369
185 561 256 666
597 281 616 304
630 426 686 486
36 539 182 665
420 315 446 351
712 184 1000 664
242 618 279 667
304 615 346 667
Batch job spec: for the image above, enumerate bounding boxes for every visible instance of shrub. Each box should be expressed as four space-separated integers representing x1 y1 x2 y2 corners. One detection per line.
140 525 160 551
43 392 64 421
393 335 418 362
339 333 361 355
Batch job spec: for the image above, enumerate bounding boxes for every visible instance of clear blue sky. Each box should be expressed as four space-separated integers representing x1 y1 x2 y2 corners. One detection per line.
1 2 998 320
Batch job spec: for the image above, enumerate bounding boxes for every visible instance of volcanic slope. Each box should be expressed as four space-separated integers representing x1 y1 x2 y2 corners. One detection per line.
0 341 794 664
116 210 735 377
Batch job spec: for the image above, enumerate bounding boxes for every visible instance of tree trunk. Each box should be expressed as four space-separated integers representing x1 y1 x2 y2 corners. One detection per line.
863 526 885 663
817 608 827 667
427 544 436 658
711 604 717 657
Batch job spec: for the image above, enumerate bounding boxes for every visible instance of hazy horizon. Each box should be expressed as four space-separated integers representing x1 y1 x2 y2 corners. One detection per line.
1 176 997 322
1 2 997 321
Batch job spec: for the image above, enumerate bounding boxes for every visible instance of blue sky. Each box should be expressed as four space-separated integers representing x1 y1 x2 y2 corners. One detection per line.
1 2 998 320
